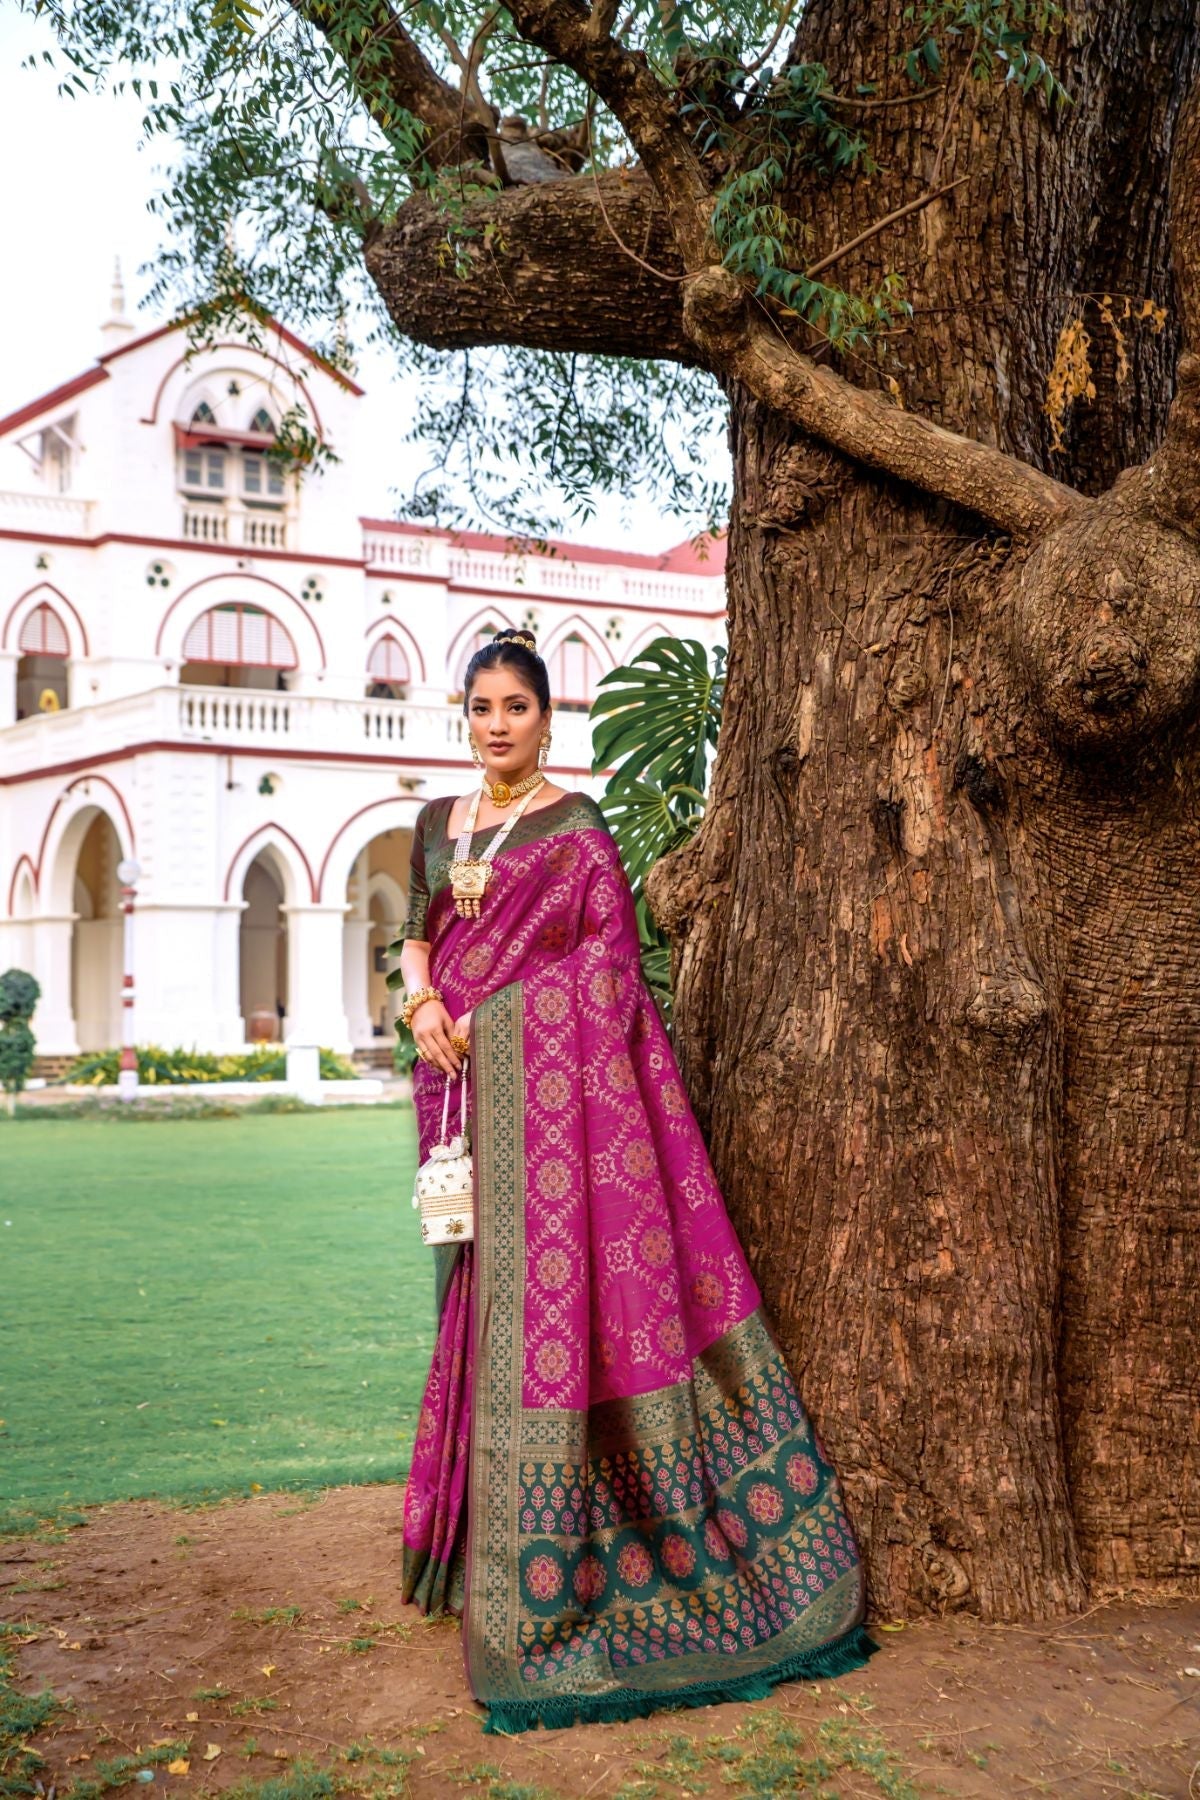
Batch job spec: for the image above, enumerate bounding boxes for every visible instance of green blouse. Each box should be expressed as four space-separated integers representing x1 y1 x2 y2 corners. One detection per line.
402 790 608 942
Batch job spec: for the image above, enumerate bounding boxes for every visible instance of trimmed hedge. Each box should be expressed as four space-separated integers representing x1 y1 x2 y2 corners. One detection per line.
64 1044 359 1086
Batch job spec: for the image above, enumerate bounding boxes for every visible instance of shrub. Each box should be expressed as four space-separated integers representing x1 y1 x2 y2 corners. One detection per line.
63 1045 358 1086
0 967 40 1113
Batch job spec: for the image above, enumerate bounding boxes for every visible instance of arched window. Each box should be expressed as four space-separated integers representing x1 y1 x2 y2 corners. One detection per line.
250 408 275 435
366 634 411 700
16 603 70 719
181 604 297 692
453 622 505 691
191 401 216 425
548 632 603 712
18 604 70 658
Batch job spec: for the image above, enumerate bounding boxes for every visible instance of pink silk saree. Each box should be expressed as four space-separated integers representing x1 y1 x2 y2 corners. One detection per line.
401 791 872 1732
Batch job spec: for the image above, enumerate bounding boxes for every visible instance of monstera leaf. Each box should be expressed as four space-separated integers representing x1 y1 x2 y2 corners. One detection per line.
597 774 706 894
590 638 725 797
589 640 726 1028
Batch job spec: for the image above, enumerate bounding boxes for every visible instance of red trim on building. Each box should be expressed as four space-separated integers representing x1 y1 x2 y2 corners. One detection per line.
155 573 327 668
446 577 726 619
365 614 427 682
0 740 602 789
0 526 366 571
317 797 425 900
142 341 329 437
6 852 37 914
174 422 277 452
361 515 727 575
223 821 317 903
99 311 365 396
0 367 110 440
1 583 91 656
24 773 137 912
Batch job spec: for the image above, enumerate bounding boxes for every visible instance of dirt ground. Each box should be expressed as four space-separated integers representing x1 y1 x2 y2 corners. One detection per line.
3 1485 1198 1799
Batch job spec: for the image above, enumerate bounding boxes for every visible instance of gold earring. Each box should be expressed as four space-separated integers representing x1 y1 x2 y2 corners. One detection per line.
538 733 551 769
470 736 483 767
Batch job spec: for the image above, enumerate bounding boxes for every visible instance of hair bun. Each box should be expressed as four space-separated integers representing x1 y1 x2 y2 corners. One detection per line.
494 627 540 657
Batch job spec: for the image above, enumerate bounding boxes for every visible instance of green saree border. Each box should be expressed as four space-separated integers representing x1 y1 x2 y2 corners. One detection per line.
466 979 876 1732
465 979 529 1705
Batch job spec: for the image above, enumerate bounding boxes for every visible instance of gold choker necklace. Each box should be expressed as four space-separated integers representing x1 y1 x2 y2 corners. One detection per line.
484 769 544 808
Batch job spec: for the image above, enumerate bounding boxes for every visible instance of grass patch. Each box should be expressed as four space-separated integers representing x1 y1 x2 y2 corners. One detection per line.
60 1740 192 1800
0 1110 426 1512
0 1508 90 1543
1 1622 60 1800
201 1760 338 1800
233 1606 304 1628
612 1706 925 1799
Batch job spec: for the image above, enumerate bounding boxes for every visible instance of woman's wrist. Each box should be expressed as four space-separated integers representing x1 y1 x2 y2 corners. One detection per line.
402 985 443 1030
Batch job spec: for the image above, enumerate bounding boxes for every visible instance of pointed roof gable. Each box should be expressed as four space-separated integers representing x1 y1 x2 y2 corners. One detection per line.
0 309 363 444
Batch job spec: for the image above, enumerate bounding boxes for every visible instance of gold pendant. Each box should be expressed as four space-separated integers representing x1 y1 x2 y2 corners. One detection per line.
491 781 513 806
451 858 491 917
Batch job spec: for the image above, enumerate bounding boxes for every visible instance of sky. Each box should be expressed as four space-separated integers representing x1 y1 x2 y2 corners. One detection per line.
0 7 724 550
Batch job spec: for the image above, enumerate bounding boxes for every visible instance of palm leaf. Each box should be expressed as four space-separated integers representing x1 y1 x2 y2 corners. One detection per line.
590 638 725 797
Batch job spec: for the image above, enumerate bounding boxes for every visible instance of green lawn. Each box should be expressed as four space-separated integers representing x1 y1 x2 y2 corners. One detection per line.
0 1107 428 1515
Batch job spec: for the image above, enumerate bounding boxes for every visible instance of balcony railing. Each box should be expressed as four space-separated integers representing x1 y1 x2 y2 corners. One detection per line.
0 489 95 539
0 685 596 778
182 501 288 549
362 529 723 612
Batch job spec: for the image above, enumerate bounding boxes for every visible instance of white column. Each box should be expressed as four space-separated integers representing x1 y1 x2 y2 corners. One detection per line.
343 915 373 1047
26 914 79 1057
214 904 248 1049
0 651 17 728
342 849 373 1048
133 904 246 1052
283 904 353 1051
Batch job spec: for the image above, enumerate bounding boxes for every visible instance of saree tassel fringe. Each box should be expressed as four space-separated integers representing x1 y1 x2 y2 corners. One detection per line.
481 1624 879 1735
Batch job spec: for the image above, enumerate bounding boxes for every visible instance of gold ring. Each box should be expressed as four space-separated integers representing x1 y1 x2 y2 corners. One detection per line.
449 1034 470 1056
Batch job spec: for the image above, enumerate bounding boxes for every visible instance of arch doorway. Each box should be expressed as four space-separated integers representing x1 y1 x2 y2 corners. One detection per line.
343 831 411 1049
70 812 122 1050
239 850 290 1041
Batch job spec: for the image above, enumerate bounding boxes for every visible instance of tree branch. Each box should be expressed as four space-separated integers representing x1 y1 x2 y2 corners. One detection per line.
366 169 691 358
288 0 488 169
683 267 1086 537
499 0 715 263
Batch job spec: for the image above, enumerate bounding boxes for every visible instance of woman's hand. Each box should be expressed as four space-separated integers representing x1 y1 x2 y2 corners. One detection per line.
453 1010 473 1046
411 998 462 1076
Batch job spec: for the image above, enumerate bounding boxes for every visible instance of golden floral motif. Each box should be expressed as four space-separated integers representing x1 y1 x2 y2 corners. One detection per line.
536 1159 571 1199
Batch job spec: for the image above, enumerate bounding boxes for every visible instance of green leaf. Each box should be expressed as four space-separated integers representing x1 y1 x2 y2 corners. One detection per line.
589 637 725 796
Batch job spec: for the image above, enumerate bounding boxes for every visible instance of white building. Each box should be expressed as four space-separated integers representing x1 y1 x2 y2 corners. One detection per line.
0 286 727 1063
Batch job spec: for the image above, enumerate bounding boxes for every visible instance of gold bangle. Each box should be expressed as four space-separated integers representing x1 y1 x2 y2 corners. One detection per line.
402 985 442 1030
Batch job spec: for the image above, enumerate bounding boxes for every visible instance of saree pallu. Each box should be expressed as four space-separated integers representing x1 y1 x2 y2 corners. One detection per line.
402 793 873 1732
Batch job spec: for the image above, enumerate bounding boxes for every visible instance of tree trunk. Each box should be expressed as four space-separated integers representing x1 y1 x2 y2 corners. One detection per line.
648 2 1200 1619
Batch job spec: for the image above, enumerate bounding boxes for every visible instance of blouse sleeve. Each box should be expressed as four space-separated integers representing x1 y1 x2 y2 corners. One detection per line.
403 805 431 941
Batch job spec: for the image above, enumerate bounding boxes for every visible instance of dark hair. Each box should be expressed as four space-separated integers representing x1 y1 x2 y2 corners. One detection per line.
462 627 551 711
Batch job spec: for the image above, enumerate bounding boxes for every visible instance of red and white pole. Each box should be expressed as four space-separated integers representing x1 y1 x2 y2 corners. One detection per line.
116 858 141 1101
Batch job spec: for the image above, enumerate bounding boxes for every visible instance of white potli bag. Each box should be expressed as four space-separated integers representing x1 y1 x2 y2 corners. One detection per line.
413 1070 474 1245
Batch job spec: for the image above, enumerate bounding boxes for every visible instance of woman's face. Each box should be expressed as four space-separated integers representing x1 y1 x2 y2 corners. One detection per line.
466 665 549 781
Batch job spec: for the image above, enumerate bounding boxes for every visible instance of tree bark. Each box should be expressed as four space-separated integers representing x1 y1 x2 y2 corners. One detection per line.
367 170 690 358
647 0 1200 1618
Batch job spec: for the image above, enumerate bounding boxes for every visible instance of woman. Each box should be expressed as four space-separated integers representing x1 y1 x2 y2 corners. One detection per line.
398 626 873 1733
